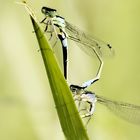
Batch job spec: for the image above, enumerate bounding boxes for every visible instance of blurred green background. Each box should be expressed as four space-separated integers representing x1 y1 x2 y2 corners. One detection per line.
1 0 140 140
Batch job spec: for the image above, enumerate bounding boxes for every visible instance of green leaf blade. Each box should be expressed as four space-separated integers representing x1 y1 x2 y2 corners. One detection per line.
31 17 89 140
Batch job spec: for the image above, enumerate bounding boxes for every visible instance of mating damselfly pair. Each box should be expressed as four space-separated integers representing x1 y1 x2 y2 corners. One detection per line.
41 6 140 126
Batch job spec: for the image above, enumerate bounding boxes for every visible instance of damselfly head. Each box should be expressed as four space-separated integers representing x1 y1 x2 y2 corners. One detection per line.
41 6 57 17
70 84 85 93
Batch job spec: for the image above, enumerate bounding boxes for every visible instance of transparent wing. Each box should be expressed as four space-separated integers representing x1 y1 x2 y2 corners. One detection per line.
65 21 114 57
96 95 140 125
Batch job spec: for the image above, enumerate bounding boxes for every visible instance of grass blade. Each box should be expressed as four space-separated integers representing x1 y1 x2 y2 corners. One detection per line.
30 17 89 140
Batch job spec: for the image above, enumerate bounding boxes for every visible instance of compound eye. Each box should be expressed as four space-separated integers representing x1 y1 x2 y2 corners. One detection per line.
70 85 76 92
71 88 76 92
41 7 47 14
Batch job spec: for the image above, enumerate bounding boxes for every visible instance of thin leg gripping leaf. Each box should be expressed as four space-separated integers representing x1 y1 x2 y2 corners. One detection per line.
31 17 89 140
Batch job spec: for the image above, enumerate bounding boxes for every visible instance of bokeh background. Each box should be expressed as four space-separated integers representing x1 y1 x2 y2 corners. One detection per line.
0 0 140 140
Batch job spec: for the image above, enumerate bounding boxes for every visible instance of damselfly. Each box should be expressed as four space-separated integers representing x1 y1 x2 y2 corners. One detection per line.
40 6 140 127
41 6 114 81
70 84 140 126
